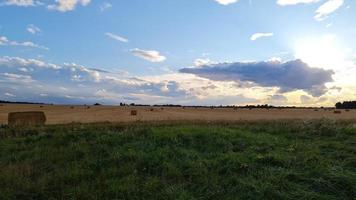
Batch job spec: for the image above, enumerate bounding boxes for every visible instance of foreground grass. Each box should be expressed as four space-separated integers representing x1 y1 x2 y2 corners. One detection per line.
0 120 355 200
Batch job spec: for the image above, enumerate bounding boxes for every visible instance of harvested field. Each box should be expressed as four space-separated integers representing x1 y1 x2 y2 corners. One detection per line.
1 104 356 125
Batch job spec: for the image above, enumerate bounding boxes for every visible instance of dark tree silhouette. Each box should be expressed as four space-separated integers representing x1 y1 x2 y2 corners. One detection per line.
335 101 356 109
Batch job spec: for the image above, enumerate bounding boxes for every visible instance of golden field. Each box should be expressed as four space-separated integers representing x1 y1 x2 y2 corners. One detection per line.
1 104 356 125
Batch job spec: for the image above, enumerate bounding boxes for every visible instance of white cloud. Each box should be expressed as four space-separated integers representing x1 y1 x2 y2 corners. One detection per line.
277 0 320 6
0 36 9 45
105 32 129 43
27 24 41 35
250 32 274 41
326 22 333 28
100 2 112 12
214 0 238 5
193 58 216 67
48 0 91 12
0 36 48 50
267 57 282 63
314 0 344 21
131 48 166 63
1 72 34 83
2 0 37 6
4 92 15 97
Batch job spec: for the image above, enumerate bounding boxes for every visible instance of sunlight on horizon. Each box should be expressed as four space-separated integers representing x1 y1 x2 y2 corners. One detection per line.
294 34 347 71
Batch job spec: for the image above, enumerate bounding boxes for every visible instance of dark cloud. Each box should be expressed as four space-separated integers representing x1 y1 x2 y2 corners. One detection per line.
180 59 334 96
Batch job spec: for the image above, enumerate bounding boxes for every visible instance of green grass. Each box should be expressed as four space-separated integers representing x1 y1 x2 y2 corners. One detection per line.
0 120 355 200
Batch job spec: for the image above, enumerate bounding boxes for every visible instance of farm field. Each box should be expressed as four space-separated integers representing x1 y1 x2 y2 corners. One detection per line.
0 121 355 199
1 104 356 125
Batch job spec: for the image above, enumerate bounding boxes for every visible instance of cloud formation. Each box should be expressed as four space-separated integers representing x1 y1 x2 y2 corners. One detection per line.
314 0 344 21
180 59 334 96
105 32 128 43
100 2 112 12
193 58 216 67
0 56 188 104
0 56 263 105
277 0 320 6
214 0 238 5
0 36 48 50
48 0 91 12
2 0 39 6
131 49 166 63
250 33 274 41
27 24 41 35
267 94 288 105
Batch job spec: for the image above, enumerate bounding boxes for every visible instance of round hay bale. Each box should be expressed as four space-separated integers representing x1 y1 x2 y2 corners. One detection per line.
334 110 342 114
131 110 138 116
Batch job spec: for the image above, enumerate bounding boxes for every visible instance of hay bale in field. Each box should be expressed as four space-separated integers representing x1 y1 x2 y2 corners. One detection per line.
8 111 46 127
150 108 154 111
131 110 137 116
70 106 74 109
334 110 342 114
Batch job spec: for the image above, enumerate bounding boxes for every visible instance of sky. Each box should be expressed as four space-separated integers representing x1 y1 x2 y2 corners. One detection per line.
0 0 355 106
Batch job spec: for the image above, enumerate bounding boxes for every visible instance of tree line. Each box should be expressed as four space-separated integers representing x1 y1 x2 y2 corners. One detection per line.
335 101 356 109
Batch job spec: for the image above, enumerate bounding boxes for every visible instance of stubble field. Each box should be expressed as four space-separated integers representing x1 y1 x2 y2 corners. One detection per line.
1 104 356 125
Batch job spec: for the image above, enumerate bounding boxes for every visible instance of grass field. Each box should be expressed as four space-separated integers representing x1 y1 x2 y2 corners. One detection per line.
0 120 355 199
1 104 356 124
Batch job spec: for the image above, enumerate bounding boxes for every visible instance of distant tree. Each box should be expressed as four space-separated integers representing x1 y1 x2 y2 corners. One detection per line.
335 102 343 109
335 101 356 109
94 103 101 106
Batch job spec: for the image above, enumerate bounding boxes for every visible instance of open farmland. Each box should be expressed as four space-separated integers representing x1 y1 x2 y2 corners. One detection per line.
1 104 356 125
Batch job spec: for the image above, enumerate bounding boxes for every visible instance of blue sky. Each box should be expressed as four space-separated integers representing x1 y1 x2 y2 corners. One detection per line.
0 0 355 106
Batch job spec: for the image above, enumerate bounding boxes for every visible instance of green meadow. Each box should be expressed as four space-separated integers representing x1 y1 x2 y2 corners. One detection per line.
0 120 355 200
